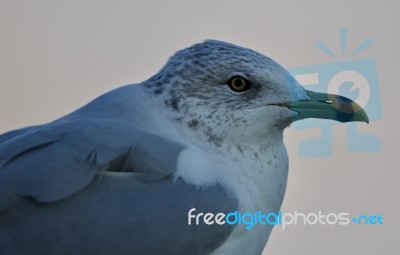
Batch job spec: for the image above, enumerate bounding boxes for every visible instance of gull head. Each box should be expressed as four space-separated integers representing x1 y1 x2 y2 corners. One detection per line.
145 40 368 147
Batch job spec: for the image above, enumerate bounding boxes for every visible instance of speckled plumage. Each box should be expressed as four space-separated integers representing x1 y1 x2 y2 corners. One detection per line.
145 40 307 148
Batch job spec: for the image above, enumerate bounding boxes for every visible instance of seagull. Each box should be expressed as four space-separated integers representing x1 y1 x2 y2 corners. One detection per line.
0 40 368 255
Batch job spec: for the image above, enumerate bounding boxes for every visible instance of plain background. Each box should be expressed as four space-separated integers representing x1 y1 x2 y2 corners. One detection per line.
0 1 398 254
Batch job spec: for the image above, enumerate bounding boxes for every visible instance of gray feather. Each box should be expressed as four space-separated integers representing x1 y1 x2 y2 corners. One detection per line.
0 175 238 255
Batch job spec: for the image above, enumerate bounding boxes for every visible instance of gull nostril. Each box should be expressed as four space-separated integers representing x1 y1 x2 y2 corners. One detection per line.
318 100 333 104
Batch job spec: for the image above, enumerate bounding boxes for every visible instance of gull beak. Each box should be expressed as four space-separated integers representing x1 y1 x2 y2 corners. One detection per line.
289 90 369 123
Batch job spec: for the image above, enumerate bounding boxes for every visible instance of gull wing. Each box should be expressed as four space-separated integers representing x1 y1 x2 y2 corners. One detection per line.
0 111 238 254
1 175 237 255
0 117 184 210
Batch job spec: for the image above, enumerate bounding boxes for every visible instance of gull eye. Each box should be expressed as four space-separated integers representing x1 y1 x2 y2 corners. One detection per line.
228 76 251 92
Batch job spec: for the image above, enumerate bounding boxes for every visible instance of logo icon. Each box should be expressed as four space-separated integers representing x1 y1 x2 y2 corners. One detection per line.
288 28 382 156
